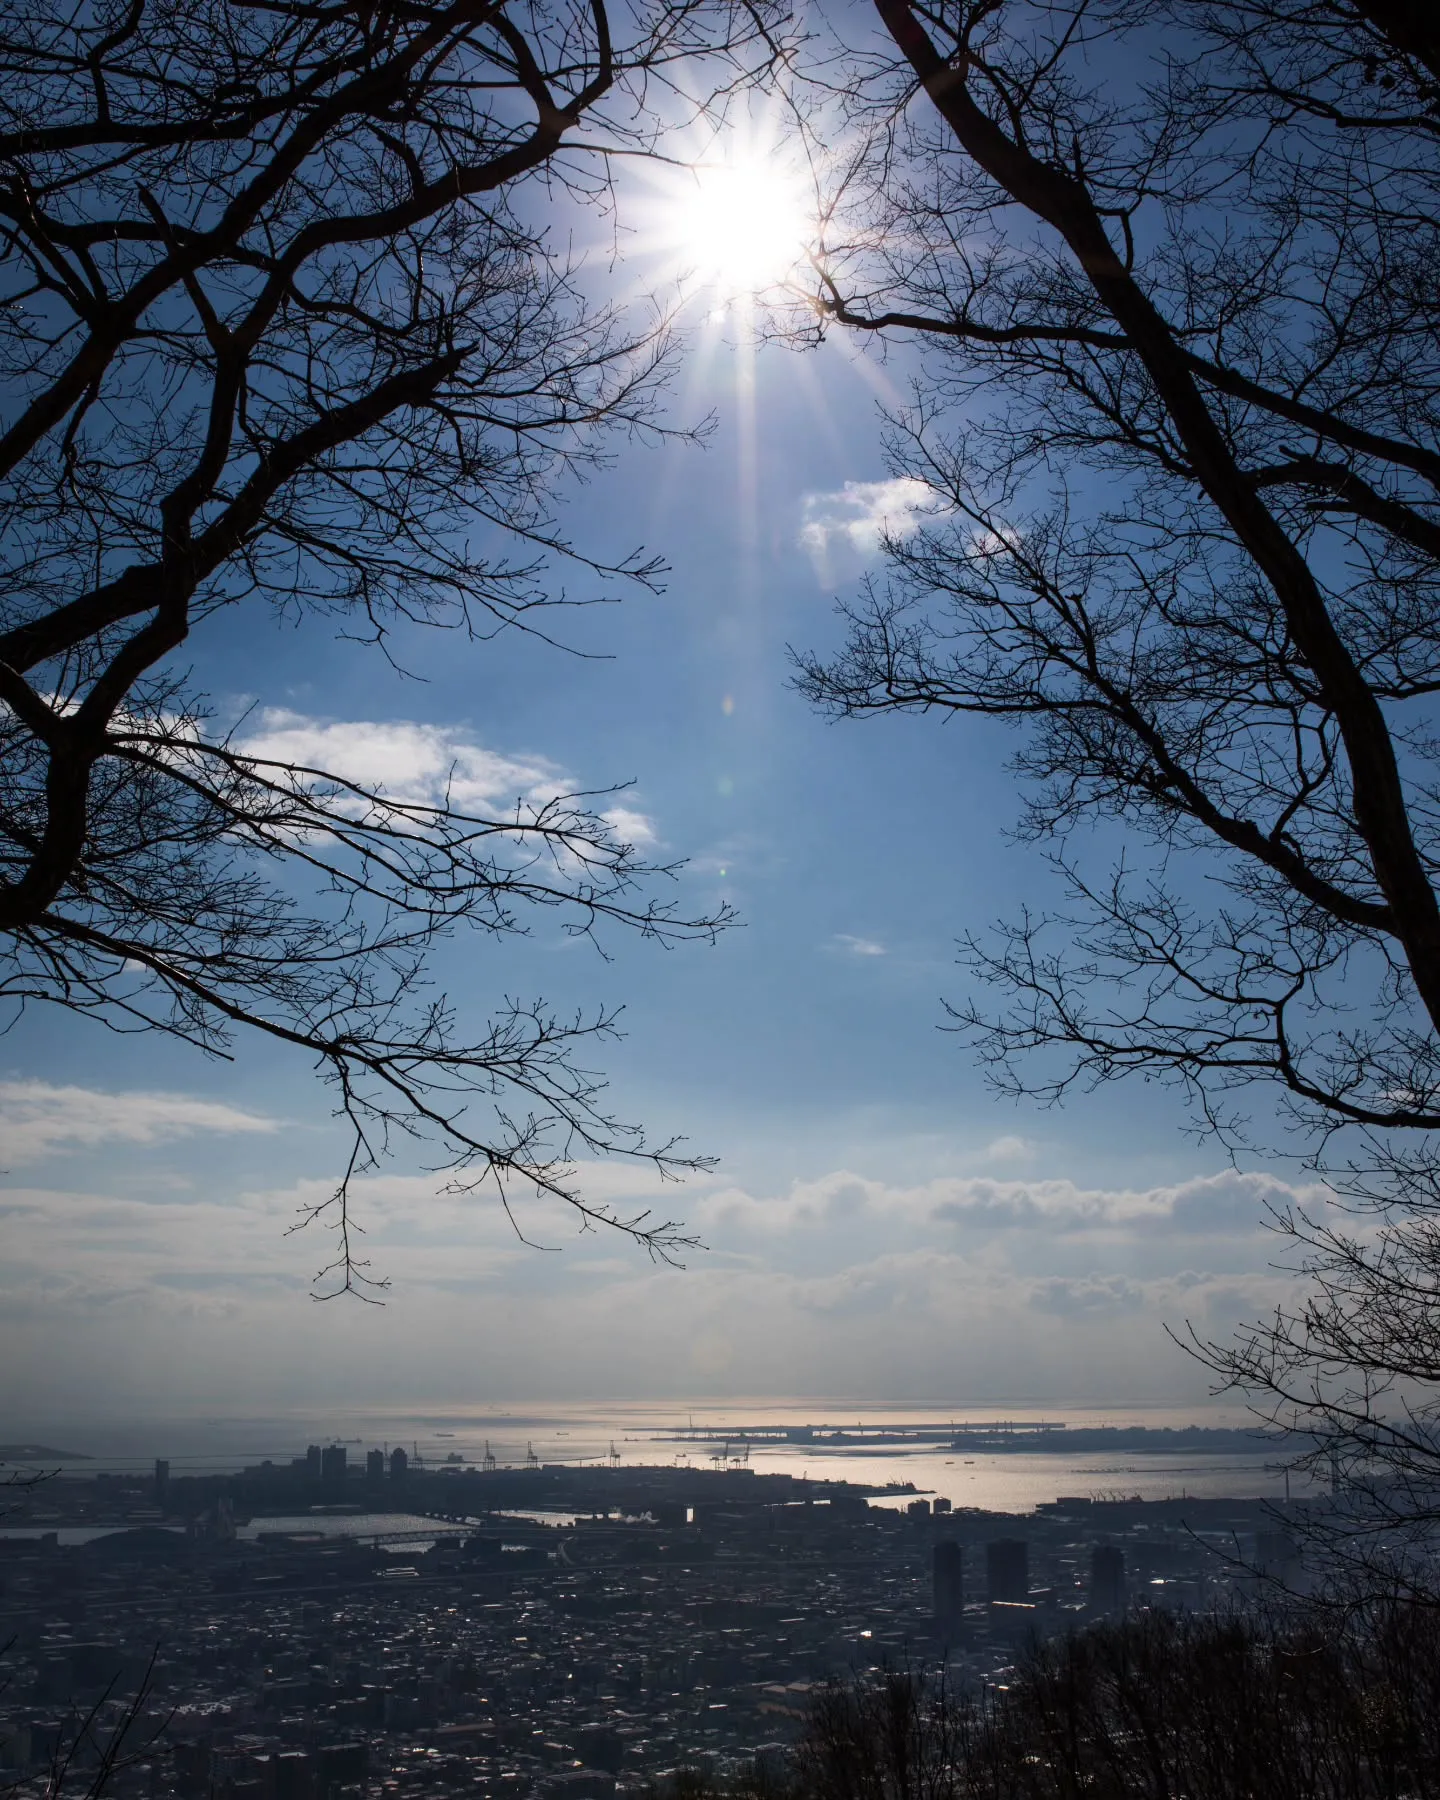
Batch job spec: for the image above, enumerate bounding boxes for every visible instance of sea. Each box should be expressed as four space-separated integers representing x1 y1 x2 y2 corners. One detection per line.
2 1400 1318 1517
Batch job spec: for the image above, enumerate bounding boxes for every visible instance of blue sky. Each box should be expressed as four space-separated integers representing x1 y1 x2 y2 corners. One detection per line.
0 171 1312 1428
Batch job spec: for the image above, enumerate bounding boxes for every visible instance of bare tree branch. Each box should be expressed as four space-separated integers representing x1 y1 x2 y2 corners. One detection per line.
0 0 789 1293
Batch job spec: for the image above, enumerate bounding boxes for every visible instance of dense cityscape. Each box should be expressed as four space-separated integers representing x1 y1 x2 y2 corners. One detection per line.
0 1445 1295 1800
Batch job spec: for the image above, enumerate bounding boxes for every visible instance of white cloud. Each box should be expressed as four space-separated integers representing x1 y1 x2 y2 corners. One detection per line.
799 477 933 577
228 709 660 851
923 1169 1325 1236
831 933 887 957
602 805 658 847
696 1174 874 1236
0 1081 278 1165
236 710 563 815
984 1135 1034 1164
694 1167 1326 1242
0 1156 720 1317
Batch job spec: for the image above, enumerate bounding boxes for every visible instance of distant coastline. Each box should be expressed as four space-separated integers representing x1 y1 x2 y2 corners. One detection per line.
662 1422 1284 1457
946 1426 1284 1455
0 1414 1300 1517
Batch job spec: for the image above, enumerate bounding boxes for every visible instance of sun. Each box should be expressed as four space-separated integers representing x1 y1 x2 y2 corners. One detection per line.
668 150 812 299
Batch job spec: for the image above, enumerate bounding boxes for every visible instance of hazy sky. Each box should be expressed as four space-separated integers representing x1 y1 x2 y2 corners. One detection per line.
0 122 1312 1429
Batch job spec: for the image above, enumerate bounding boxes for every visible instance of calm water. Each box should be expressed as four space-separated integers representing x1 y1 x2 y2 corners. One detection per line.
236 1512 470 1541
5 1401 1305 1514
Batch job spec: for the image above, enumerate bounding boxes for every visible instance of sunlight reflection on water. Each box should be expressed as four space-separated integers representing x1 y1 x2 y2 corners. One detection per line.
26 1400 1307 1515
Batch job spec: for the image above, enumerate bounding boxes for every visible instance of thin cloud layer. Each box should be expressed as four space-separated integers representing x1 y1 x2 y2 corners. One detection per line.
0 1081 277 1165
0 1186 1286 1412
831 933 887 957
984 1135 1035 1164
0 1132 1311 1413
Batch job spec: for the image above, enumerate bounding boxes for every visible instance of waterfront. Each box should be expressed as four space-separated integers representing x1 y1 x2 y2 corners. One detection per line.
2 1399 1305 1513
0 1449 1309 1800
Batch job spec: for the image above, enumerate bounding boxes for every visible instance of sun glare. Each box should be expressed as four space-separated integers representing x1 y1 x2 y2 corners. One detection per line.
671 154 811 299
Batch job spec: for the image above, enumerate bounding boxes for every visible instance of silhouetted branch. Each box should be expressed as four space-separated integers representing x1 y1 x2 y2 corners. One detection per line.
0 0 788 1291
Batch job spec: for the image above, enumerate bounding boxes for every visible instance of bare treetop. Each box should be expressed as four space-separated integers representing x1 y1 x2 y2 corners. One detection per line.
785 1 1440 1582
792 0 1440 1159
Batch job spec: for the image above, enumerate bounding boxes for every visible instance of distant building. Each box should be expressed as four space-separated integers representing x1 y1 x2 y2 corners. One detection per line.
366 1448 385 1484
906 1498 931 1518
1256 1530 1303 1590
933 1496 952 1515
273 1749 311 1800
390 1445 409 1482
154 1458 169 1504
320 1445 347 1487
1091 1543 1125 1613
306 1444 321 1481
933 1540 963 1630
986 1537 1029 1605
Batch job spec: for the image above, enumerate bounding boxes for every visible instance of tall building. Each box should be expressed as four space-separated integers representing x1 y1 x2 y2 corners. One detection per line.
320 1444 347 1487
154 1458 170 1505
366 1448 385 1484
306 1444 322 1481
1091 1544 1125 1613
933 1540 964 1630
389 1445 409 1482
986 1537 1029 1605
274 1750 311 1800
